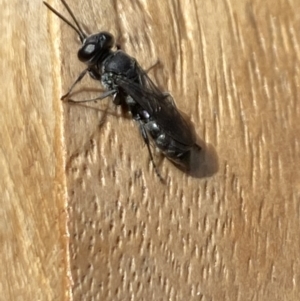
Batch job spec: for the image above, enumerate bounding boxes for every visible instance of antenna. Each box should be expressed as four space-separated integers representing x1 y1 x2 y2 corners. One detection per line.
43 0 87 42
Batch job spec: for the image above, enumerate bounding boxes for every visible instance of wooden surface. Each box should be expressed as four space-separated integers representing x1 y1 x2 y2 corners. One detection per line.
1 0 300 300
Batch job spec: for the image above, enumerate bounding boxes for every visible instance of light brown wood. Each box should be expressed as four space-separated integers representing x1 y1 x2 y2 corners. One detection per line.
0 0 68 300
1 0 299 300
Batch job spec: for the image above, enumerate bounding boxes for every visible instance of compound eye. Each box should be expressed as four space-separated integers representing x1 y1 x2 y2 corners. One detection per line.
78 43 96 62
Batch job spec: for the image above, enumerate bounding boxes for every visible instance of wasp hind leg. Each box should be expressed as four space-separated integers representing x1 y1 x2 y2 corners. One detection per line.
139 122 165 183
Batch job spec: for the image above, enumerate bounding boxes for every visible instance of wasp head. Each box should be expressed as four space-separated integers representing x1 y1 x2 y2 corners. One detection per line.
78 32 115 65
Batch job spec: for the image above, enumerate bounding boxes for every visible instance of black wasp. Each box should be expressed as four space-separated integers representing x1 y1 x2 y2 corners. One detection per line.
44 0 200 181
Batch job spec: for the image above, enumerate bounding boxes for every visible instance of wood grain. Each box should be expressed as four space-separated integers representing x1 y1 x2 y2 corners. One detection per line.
1 0 299 300
0 0 68 300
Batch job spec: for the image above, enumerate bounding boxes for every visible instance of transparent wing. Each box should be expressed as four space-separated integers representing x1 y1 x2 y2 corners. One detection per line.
116 71 196 146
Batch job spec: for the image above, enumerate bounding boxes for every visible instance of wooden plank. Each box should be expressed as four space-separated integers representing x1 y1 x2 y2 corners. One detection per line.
0 0 68 300
1 0 299 300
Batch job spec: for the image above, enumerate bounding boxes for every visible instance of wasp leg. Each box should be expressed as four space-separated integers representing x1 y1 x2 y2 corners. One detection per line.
67 89 117 103
139 121 165 183
61 68 89 100
145 60 161 74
